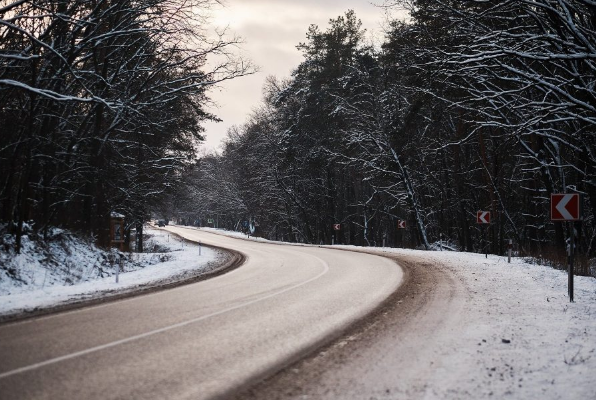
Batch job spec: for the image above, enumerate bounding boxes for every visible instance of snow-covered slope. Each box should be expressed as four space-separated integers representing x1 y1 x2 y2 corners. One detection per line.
0 227 223 318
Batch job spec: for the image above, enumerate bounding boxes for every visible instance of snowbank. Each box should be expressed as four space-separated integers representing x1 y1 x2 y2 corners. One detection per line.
0 227 223 318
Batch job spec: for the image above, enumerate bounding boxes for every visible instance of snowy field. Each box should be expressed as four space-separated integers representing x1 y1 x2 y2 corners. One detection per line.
178 227 596 398
386 249 596 399
0 227 223 318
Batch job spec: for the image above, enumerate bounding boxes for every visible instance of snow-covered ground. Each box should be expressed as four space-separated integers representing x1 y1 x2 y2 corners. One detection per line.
0 227 223 318
384 249 595 399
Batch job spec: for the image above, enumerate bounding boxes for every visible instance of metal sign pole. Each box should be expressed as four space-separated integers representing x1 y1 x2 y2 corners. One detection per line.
569 222 574 302
483 226 487 258
508 239 512 263
550 193 581 302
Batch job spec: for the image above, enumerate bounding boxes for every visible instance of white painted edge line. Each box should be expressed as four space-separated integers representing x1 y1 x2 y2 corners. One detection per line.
0 256 330 380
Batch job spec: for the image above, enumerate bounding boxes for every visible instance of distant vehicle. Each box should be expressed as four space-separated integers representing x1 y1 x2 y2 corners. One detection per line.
157 220 166 227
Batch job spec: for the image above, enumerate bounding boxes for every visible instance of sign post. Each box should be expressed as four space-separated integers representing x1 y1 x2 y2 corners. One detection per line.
569 228 575 302
110 212 125 283
110 212 125 250
551 193 581 302
476 211 491 258
508 239 512 263
332 224 341 245
397 220 406 248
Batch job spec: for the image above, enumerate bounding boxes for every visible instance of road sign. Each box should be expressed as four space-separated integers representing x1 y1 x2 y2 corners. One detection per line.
333 224 341 231
551 193 581 302
397 220 406 229
476 211 490 224
207 218 214 224
551 193 580 221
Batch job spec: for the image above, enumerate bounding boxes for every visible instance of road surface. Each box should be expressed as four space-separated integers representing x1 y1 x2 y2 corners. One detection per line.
230 251 467 399
0 227 403 400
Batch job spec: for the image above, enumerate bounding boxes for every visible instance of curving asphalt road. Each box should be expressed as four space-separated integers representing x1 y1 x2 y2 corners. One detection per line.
0 226 403 400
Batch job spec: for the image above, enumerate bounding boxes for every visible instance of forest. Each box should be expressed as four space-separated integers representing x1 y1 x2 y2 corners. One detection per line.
0 0 251 251
1 1 595 274
171 1 596 274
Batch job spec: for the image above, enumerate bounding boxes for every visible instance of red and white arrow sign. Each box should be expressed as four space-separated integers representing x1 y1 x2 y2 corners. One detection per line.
551 193 580 221
397 220 406 229
476 211 490 224
333 223 341 231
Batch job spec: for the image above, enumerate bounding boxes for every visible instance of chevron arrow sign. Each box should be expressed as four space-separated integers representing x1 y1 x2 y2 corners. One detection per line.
476 211 490 224
551 194 580 221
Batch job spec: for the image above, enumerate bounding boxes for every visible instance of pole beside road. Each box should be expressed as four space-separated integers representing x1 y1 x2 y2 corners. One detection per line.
550 193 581 302
569 224 574 302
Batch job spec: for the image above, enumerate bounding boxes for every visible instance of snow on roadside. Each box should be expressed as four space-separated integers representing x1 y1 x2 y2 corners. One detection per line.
0 227 223 318
452 253 596 399
353 247 596 399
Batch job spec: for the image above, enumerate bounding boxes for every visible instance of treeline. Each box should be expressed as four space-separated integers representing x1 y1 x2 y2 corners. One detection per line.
176 1 595 272
0 0 250 251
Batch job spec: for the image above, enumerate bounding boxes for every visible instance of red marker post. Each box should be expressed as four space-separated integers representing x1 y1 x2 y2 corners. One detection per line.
551 193 581 302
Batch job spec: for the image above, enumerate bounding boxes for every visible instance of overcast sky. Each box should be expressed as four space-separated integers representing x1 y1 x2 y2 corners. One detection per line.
201 0 396 151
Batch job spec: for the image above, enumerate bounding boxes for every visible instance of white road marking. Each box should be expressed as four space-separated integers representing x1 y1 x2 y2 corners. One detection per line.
0 256 329 380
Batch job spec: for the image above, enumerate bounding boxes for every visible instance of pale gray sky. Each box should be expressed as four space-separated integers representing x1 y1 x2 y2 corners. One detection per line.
201 0 394 151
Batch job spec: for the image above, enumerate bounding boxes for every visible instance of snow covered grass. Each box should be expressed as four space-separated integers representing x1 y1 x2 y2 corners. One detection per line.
0 226 223 318
385 249 596 399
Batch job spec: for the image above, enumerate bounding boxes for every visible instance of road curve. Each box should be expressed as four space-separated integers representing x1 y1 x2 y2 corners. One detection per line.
229 251 467 400
0 227 403 400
